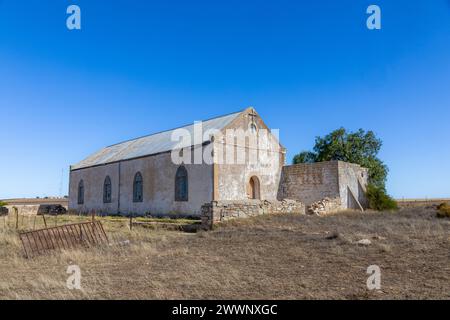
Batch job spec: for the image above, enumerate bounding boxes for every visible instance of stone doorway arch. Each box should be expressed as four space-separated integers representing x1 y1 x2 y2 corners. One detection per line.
248 176 261 200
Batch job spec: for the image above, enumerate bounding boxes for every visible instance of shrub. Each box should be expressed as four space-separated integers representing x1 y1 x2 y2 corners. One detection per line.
0 201 8 207
366 184 398 211
437 203 450 218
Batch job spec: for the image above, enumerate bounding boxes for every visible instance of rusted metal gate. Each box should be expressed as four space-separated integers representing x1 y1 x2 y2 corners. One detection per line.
19 221 108 258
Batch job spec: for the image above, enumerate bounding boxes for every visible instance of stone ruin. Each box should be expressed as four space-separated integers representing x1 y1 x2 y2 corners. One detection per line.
201 199 305 229
307 197 342 216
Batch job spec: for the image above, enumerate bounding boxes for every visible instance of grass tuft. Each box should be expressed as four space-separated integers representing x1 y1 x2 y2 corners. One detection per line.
437 203 450 218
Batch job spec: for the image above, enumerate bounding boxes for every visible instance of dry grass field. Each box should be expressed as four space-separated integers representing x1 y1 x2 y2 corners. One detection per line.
0 206 449 300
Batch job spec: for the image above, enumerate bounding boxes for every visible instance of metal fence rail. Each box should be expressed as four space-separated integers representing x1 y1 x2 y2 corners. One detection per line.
19 221 108 258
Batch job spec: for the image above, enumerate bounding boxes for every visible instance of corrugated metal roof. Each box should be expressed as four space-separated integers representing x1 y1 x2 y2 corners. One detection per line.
71 110 243 170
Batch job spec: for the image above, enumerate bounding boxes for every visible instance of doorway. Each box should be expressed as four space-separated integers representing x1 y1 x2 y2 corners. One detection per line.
248 176 261 200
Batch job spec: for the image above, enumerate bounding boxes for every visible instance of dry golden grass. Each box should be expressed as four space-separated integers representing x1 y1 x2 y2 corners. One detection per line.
0 207 449 300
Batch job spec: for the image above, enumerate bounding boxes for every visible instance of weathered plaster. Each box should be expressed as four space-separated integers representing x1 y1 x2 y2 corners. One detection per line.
214 109 285 201
69 146 213 216
278 161 368 210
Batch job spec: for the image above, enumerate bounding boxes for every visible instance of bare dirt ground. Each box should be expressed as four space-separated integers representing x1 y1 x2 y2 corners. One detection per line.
0 207 449 299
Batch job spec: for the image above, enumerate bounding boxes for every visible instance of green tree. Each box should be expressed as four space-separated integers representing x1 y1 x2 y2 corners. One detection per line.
293 128 388 189
366 184 398 211
292 151 316 164
0 201 8 207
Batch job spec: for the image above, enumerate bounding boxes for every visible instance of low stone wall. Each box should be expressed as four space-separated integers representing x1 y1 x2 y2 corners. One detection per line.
5 205 39 216
4 205 69 216
307 197 342 216
201 199 305 229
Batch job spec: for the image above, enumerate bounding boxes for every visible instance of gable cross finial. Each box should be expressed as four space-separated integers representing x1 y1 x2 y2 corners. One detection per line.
248 108 257 124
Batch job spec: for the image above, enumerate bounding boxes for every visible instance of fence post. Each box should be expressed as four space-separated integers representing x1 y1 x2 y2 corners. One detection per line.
129 213 133 230
14 207 19 230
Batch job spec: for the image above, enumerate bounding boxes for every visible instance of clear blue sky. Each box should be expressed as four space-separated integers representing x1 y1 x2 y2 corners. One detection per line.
1 0 449 199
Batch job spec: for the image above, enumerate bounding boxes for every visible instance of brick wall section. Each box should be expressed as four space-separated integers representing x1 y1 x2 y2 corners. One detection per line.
201 199 305 229
277 160 369 212
278 161 340 205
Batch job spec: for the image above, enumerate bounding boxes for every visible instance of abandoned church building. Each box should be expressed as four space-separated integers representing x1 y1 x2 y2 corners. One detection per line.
69 108 368 219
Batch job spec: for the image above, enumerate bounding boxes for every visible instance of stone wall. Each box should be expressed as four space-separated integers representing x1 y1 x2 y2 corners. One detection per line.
4 204 69 216
201 199 305 229
278 160 369 212
278 161 340 205
5 205 36 216
307 197 342 216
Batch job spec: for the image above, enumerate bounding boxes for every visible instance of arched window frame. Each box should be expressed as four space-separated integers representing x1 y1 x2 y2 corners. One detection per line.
175 166 188 202
103 176 112 203
133 172 143 203
77 180 84 204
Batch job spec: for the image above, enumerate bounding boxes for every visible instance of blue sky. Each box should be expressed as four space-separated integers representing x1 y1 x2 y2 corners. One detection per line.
0 0 449 199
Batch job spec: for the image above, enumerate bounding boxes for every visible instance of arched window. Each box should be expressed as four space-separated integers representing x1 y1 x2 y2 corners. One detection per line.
77 180 84 204
133 172 143 202
175 166 188 201
103 176 112 203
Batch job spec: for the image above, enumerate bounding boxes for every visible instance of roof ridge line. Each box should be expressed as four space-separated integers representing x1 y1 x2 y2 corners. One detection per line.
106 109 245 148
